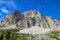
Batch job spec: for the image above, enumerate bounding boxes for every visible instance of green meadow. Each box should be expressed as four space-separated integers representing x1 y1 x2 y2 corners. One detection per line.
0 29 32 40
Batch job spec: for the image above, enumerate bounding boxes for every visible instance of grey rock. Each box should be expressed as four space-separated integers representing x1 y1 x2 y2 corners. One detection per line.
1 10 60 29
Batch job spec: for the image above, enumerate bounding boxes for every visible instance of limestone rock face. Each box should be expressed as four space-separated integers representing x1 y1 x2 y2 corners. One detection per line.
1 10 60 29
1 10 24 26
20 10 60 29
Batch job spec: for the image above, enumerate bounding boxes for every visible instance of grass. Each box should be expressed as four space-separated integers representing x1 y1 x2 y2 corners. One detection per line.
48 30 60 40
0 29 32 40
0 27 60 40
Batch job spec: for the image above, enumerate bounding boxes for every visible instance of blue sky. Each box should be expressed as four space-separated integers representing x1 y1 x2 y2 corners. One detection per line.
0 0 60 21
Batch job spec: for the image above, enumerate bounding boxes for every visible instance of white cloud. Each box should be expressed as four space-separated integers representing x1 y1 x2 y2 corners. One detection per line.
0 0 17 8
1 7 10 13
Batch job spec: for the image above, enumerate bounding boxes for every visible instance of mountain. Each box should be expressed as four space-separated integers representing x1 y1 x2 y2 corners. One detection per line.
1 10 60 29
23 10 60 29
1 10 24 27
0 10 60 40
17 10 60 29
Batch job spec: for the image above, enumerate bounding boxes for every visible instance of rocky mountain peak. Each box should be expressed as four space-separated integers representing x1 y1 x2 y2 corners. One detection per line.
24 10 42 19
1 10 60 29
24 10 41 15
1 10 24 26
11 10 21 15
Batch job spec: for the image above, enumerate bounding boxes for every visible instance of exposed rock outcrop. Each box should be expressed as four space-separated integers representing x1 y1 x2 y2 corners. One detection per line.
1 10 24 27
1 10 60 29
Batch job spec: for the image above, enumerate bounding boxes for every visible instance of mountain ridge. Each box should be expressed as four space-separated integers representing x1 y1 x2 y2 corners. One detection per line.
0 10 60 29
